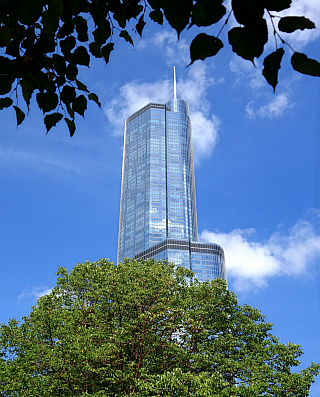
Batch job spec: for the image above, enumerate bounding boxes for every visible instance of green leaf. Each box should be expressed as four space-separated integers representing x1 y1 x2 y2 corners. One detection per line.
228 20 268 64
0 26 11 47
0 97 13 110
41 10 59 35
136 15 146 37
51 0 64 16
101 43 114 64
64 117 76 137
291 52 320 77
75 16 89 42
113 13 127 29
0 56 12 74
52 54 67 76
66 103 74 118
89 42 102 58
66 63 78 80
60 36 76 56
0 75 14 95
189 33 223 65
61 85 76 104
278 16 315 33
19 0 43 25
191 0 226 27
232 0 264 26
262 48 285 92
73 95 87 117
73 46 90 66
36 92 59 113
161 0 192 37
149 9 163 25
44 112 63 133
265 0 292 11
58 21 74 39
21 79 34 108
13 106 25 126
88 93 101 108
75 79 89 92
92 20 111 47
119 30 134 46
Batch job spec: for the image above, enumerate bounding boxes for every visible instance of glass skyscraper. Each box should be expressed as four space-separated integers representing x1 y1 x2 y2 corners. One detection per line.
117 93 226 282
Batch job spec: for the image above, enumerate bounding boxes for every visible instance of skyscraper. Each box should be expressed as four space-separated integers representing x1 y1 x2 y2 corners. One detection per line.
117 72 226 282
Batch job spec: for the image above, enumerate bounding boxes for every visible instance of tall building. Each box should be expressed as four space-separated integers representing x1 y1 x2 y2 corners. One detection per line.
117 71 226 282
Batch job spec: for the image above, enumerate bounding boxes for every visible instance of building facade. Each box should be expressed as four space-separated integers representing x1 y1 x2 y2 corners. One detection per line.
117 97 226 282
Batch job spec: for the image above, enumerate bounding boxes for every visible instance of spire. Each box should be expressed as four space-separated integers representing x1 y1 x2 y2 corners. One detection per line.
173 65 177 99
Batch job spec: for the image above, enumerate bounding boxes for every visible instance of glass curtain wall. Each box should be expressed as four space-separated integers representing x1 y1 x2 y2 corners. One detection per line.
117 98 227 282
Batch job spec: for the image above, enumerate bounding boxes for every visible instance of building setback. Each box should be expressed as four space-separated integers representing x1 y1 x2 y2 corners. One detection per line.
117 86 226 282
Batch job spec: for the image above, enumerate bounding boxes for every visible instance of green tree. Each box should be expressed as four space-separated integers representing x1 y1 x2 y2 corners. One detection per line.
0 0 319 134
0 258 319 396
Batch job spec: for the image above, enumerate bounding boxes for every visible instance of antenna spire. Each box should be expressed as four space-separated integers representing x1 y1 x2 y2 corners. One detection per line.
173 66 177 99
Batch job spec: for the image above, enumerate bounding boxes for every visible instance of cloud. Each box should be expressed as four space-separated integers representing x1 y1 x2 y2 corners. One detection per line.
228 0 320 91
136 31 190 65
200 212 320 291
245 93 293 118
278 0 320 46
19 286 52 300
105 32 220 165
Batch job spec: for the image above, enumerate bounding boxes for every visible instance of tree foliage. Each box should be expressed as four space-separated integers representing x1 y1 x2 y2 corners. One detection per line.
0 0 319 134
0 259 319 396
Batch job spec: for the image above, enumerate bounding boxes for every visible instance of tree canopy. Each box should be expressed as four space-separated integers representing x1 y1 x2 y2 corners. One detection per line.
0 258 319 396
0 0 319 135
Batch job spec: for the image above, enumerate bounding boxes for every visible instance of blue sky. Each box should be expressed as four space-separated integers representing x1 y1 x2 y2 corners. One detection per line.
0 0 320 393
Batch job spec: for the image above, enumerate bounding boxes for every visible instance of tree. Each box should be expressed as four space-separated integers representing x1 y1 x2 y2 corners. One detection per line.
0 258 319 396
0 0 319 135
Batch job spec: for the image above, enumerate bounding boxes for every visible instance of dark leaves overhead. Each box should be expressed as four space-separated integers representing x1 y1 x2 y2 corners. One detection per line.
0 0 318 134
44 112 63 133
0 97 13 110
189 33 223 65
13 106 25 126
161 0 193 37
64 117 76 137
265 0 292 11
21 79 34 108
61 85 76 105
73 95 87 117
120 30 134 46
228 19 268 64
278 16 316 33
88 93 101 108
19 0 43 25
191 0 226 27
36 92 59 113
75 16 89 42
232 0 264 26
149 9 163 25
101 43 114 64
291 53 320 77
262 48 285 92
136 15 146 37
73 46 90 66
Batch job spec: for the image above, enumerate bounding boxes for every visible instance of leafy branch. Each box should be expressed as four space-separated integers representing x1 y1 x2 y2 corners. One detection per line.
0 0 319 135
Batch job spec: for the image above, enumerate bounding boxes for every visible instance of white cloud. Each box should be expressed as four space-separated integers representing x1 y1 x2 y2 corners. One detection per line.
137 31 190 65
229 55 267 90
228 1 320 92
245 93 293 118
200 213 320 291
19 286 52 300
105 32 220 165
277 0 320 47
